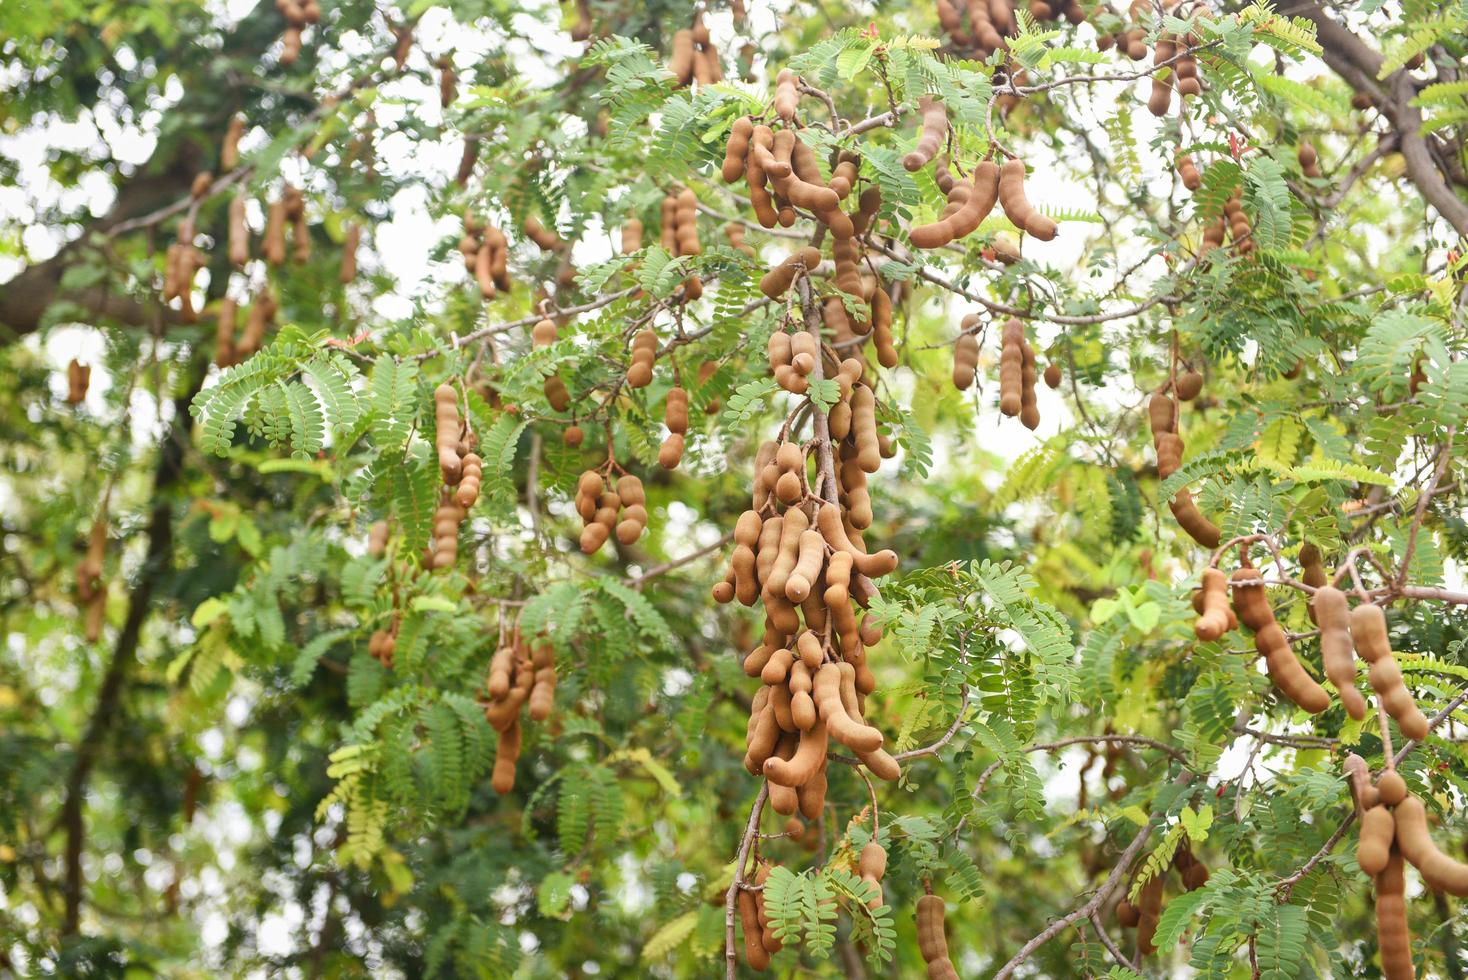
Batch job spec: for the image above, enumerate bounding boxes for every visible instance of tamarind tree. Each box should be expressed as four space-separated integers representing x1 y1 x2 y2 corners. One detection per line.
4 0 1468 975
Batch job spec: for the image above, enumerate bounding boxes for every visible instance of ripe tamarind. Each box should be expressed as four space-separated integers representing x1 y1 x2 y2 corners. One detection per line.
1193 567 1232 641
903 96 948 172
910 161 999 249
1298 141 1322 179
953 326 979 390
998 318 1023 416
1394 794 1468 895
916 894 959 980
1312 585 1367 720
1376 845 1415 980
1351 603 1429 740
997 159 1058 241
1231 565 1330 713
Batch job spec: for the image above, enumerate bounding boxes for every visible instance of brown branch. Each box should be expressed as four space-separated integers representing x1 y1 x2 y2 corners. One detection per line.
60 379 196 934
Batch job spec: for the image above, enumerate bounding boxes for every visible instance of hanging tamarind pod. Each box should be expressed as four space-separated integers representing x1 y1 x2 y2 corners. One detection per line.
1231 565 1330 713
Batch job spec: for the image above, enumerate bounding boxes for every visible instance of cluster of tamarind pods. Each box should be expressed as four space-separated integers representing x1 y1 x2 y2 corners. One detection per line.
1150 375 1220 548
484 627 557 794
427 384 482 570
1114 844 1210 956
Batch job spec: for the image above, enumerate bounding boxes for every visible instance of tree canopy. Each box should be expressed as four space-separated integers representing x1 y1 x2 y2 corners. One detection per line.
3 0 1468 976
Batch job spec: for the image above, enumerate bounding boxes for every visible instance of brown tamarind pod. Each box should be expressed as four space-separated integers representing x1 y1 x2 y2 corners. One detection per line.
1193 567 1232 641
1351 604 1429 740
1115 899 1140 928
764 719 826 787
903 96 948 172
1177 153 1202 191
212 301 237 369
813 664 883 752
227 193 250 267
758 246 822 299
1175 369 1203 400
871 287 896 369
1377 770 1407 807
774 68 799 122
339 222 360 284
997 159 1058 241
528 665 556 721
1231 566 1330 713
789 330 819 377
1312 586 1367 720
434 384 463 484
1148 391 1176 436
264 198 288 265
1375 845 1415 980
619 216 643 255
916 895 959 980
851 385 881 474
1298 141 1322 179
189 170 212 200
490 720 520 792
1135 873 1164 955
909 161 1000 249
1019 334 1039 430
937 0 971 45
953 325 980 391
221 114 244 170
1395 794 1468 895
1169 489 1221 549
998 318 1023 416
738 887 770 971
1043 361 1061 388
667 28 695 84
455 453 483 507
721 115 754 184
1358 804 1395 875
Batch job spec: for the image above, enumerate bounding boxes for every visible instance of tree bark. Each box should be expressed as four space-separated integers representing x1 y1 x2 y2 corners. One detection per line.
60 380 197 936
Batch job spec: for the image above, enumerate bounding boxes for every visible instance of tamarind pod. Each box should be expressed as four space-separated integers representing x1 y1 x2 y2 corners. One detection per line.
793 629 824 670
829 159 859 200
1115 898 1140 927
768 685 795 735
616 507 646 544
998 317 1024 416
903 96 949 172
657 433 684 469
936 0 971 43
813 664 883 752
223 193 251 267
755 515 784 585
1358 804 1395 874
1154 432 1184 479
761 647 795 686
1135 873 1165 955
211 298 239 368
1378 770 1407 806
796 767 826 820
747 170 779 229
859 841 887 880
263 196 289 265
1169 490 1222 548
774 68 799 121
1369 657 1430 741
856 742 902 780
789 330 819 376
909 160 1000 248
489 721 521 793
1298 141 1322 179
851 184 882 238
616 473 645 507
1193 567 1233 641
764 506 810 598
952 332 980 390
738 888 771 971
871 287 896 368
997 159 1057 240
1174 369 1203 402
338 221 361 283
1148 392 1176 437
851 385 880 473
758 246 822 299
785 529 826 603
675 189 701 255
1313 586 1367 719
1019 334 1039 430
791 689 817 730
752 440 778 511
291 207 311 263
1395 794 1468 895
745 703 780 775
1177 154 1202 191
528 667 556 720
816 503 897 577
580 521 611 554
1375 846 1415 980
790 137 824 188
744 642 776 678
1230 567 1329 712
764 719 827 787
730 543 760 605
829 397 853 440
835 660 873 718
734 509 763 548
667 28 695 84
773 362 803 394
786 659 814 696
1147 75 1173 118
916 894 954 967
716 117 751 183
220 113 245 171
1349 603 1391 664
